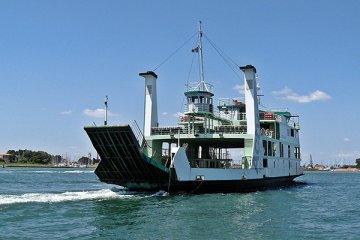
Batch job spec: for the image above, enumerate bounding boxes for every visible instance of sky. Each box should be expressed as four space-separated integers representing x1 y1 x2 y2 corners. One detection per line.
1 0 360 164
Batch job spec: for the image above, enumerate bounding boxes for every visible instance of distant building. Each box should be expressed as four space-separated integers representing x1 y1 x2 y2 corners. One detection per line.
313 164 326 171
0 153 12 163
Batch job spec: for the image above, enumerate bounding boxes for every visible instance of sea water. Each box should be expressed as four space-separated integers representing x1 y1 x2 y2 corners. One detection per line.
0 168 359 239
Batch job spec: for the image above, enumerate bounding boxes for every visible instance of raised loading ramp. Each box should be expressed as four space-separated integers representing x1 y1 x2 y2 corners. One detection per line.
84 125 169 189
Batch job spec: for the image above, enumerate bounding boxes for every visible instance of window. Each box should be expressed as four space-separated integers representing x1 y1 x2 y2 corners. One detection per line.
198 146 202 159
263 140 267 156
273 143 277 156
288 145 291 158
263 158 268 168
161 142 170 157
268 141 272 156
294 147 301 159
280 143 284 158
298 147 301 158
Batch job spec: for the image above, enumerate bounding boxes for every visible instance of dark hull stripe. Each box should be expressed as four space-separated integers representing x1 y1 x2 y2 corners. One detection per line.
123 174 304 193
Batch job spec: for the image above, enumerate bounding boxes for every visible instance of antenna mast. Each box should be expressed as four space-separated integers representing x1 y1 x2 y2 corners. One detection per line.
104 95 108 126
198 21 205 84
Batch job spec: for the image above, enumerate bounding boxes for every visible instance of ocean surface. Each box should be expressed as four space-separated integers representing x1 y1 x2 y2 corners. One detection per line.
0 168 359 240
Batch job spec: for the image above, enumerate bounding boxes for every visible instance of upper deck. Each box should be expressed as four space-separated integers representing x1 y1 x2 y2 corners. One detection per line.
149 106 300 141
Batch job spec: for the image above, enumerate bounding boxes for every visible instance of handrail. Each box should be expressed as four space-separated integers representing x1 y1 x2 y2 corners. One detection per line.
185 82 214 93
131 120 146 147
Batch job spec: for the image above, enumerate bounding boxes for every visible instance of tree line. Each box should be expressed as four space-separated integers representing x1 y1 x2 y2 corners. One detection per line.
4 149 97 165
6 149 57 164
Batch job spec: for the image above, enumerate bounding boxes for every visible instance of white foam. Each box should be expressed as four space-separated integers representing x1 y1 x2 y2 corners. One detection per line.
0 189 136 205
63 170 94 174
151 190 170 197
6 170 94 174
28 170 55 173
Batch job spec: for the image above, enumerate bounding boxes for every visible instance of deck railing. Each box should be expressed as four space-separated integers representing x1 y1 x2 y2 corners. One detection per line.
151 125 247 135
151 126 186 136
185 82 214 93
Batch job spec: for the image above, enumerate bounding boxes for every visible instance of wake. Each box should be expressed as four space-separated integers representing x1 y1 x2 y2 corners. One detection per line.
0 189 136 205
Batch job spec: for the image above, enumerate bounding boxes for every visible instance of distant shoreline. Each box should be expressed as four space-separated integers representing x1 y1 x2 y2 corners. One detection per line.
305 168 360 172
1 163 97 168
2 163 358 171
332 168 360 172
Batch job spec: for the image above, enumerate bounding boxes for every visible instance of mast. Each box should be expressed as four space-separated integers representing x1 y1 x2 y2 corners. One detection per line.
198 21 205 85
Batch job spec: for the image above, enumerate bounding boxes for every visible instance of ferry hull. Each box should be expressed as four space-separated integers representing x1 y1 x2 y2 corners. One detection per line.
121 175 303 193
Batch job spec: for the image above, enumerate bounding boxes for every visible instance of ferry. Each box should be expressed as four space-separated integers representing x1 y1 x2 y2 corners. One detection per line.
84 22 303 193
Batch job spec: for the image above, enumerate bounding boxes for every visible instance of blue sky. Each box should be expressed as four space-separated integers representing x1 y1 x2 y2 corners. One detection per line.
1 0 359 164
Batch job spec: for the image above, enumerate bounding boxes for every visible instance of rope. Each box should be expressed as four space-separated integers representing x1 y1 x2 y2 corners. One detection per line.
203 33 243 80
153 32 197 71
190 180 203 194
167 168 172 193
